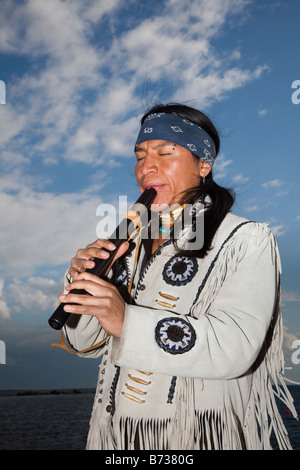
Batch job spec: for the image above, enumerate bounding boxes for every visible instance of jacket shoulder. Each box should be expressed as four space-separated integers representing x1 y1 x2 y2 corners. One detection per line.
212 213 273 251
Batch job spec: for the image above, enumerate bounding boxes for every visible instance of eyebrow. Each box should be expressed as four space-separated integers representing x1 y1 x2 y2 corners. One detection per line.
135 141 174 152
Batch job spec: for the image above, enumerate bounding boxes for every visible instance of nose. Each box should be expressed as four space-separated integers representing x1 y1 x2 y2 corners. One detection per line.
139 152 158 176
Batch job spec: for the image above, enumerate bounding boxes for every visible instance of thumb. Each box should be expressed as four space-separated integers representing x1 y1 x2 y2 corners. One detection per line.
102 242 129 276
114 242 129 260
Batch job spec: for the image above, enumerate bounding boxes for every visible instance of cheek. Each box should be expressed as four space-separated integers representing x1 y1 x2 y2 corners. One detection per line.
161 159 181 178
166 160 199 185
134 167 145 191
134 164 141 180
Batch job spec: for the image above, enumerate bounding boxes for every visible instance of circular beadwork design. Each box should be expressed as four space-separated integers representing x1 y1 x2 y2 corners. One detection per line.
155 317 196 354
162 255 198 286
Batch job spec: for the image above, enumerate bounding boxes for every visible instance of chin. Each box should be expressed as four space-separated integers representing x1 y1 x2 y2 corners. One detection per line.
150 202 170 212
151 197 180 212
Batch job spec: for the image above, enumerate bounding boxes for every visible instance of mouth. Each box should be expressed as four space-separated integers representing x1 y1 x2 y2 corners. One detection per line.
144 184 165 191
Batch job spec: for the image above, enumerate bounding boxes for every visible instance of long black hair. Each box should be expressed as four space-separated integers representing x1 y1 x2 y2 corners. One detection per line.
140 103 235 258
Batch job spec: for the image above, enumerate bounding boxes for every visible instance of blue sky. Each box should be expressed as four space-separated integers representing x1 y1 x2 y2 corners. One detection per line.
0 0 299 390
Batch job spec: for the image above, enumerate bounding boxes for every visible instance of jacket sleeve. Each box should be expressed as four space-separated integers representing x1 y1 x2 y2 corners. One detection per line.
111 225 281 379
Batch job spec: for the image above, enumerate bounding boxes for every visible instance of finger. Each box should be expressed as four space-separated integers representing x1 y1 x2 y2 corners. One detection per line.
69 240 117 275
68 261 94 280
58 291 115 315
59 292 107 306
68 271 113 286
59 295 124 337
84 240 117 262
85 241 129 276
72 244 115 267
114 241 129 260
86 241 129 264
62 303 101 315
68 267 82 279
62 272 116 297
86 239 116 251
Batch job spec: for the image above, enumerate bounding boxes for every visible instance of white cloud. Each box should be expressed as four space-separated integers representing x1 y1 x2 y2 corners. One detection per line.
274 190 289 198
269 224 285 237
174 65 269 105
0 0 268 168
0 155 128 279
264 217 287 237
213 153 234 179
245 205 259 213
6 277 61 315
0 105 28 147
0 144 125 280
0 187 103 275
0 150 30 168
0 0 121 164
0 279 11 319
262 179 282 189
261 180 288 199
281 290 300 303
0 319 61 353
0 0 121 57
232 173 250 184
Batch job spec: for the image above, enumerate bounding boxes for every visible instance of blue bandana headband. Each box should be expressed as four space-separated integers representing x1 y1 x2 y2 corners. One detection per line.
135 112 216 166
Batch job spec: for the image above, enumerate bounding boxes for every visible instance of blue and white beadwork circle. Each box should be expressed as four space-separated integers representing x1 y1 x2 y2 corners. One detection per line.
162 256 198 286
155 317 196 355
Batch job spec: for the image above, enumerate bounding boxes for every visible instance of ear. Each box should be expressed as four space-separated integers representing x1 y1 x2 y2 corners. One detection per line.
199 160 212 178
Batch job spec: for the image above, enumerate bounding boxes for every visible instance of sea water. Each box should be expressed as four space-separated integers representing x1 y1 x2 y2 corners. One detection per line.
0 386 299 450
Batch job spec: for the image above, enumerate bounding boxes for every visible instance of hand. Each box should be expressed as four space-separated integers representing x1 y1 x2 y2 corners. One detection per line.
59 272 126 338
69 239 129 280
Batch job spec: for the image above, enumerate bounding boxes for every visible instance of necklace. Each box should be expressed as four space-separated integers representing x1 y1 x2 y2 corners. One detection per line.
159 205 185 233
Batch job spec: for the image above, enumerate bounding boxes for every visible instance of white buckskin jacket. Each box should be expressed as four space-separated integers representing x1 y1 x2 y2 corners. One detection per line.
63 206 297 450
